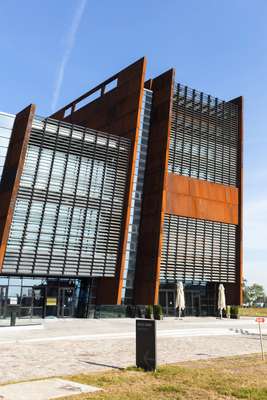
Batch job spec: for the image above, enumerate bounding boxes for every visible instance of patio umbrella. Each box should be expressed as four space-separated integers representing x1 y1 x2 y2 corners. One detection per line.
175 282 185 319
218 284 226 319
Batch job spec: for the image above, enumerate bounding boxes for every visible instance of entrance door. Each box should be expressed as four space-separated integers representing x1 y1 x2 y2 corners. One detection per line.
58 288 74 317
159 290 176 316
167 291 175 316
0 286 8 318
192 292 201 316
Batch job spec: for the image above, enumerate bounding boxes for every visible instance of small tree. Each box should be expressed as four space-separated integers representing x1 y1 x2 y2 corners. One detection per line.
244 283 265 306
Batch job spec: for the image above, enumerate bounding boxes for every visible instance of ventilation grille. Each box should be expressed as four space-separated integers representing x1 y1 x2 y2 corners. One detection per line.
3 118 130 277
169 84 239 187
161 214 237 283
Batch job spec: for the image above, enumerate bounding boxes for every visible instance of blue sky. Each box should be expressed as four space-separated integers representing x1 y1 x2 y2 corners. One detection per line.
1 0 266 290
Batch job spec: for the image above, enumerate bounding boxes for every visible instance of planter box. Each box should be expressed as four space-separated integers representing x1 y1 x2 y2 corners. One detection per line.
230 315 240 319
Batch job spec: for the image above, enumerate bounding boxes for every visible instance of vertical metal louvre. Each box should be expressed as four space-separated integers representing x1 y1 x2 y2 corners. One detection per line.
169 84 239 187
2 117 130 277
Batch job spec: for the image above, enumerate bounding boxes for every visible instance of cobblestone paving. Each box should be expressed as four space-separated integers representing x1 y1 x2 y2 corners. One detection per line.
0 318 266 384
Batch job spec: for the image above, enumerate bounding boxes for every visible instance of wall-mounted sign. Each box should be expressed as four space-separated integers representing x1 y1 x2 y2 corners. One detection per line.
46 297 57 306
136 319 157 371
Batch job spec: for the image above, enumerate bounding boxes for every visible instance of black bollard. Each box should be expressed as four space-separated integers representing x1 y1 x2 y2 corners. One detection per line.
10 311 16 326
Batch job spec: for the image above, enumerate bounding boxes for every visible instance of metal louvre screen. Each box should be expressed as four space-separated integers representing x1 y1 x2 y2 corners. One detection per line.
161 215 237 283
169 83 239 186
2 118 130 277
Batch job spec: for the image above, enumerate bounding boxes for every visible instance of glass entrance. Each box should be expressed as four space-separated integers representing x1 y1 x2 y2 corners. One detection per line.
160 283 217 316
167 291 175 316
58 287 74 317
0 286 7 318
188 292 201 316
159 290 176 316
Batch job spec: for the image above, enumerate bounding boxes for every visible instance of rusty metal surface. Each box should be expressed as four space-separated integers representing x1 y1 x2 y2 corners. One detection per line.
0 104 36 271
166 174 239 224
134 69 175 305
52 58 147 304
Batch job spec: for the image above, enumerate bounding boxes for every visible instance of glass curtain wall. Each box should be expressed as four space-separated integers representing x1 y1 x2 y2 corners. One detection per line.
0 275 97 319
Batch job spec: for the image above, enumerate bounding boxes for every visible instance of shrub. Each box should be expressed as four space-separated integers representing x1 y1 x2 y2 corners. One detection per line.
153 305 163 320
145 305 153 319
223 305 231 318
230 305 240 319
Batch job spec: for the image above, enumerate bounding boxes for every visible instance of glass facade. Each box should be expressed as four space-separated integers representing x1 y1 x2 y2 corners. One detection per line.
159 282 217 317
0 275 97 319
2 117 130 277
0 112 15 182
121 89 153 304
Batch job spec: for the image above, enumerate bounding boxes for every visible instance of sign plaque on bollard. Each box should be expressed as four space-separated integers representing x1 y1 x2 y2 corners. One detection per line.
136 319 156 371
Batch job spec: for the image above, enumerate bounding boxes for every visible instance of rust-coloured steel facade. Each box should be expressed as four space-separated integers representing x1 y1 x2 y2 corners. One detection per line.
134 70 175 305
51 58 146 305
0 105 36 269
0 58 243 317
166 174 239 225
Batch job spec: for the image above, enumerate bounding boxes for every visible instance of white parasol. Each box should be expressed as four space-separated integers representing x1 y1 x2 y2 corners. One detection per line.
175 282 185 319
218 284 226 319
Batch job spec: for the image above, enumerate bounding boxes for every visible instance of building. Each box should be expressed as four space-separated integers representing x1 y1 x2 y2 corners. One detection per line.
0 58 243 318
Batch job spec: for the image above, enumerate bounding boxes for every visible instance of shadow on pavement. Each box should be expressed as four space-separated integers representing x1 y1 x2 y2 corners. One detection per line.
230 328 267 340
79 360 124 370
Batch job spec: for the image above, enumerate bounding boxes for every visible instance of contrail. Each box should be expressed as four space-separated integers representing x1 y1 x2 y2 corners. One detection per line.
51 0 87 112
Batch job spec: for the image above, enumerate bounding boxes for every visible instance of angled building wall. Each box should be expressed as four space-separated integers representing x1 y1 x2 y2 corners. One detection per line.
136 76 243 307
0 105 36 270
51 58 147 304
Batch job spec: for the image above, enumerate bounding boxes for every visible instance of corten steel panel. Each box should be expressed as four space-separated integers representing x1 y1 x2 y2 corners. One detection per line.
51 58 147 304
225 96 243 305
166 174 239 224
0 104 36 271
134 69 175 305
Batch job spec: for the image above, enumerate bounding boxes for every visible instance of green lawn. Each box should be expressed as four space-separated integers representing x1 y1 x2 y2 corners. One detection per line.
60 355 267 400
239 308 267 317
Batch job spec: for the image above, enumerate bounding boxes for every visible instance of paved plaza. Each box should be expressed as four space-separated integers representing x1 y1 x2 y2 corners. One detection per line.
0 317 266 384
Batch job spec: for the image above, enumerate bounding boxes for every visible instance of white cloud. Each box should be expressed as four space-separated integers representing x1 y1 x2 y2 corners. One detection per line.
51 0 87 112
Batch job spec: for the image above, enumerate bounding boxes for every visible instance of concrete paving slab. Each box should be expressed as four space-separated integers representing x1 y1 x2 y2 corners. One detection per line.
0 378 101 399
